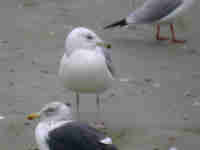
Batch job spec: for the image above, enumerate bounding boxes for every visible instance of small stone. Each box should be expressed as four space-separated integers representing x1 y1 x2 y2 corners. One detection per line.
0 40 8 45
40 69 49 74
16 49 25 57
32 57 40 65
144 77 153 83
192 101 200 107
182 45 187 49
0 115 5 120
9 68 15 72
24 122 31 126
187 49 200 56
109 92 115 97
183 114 189 121
184 90 192 97
119 78 129 82
49 32 55 36
8 81 15 87
152 82 160 88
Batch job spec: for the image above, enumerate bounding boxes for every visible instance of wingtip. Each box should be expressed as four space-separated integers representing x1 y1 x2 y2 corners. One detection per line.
103 18 127 29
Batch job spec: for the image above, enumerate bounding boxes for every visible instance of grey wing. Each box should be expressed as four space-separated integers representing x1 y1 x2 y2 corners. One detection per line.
101 48 116 77
127 0 183 24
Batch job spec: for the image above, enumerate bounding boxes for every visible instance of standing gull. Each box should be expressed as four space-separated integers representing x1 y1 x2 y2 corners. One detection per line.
27 102 118 150
58 27 114 126
104 0 195 43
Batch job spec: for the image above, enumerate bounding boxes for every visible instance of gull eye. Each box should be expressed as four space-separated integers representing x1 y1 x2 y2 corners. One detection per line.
86 34 93 40
64 102 71 107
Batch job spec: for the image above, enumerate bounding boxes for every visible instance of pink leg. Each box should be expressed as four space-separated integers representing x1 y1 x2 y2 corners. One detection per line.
170 24 186 44
156 24 169 41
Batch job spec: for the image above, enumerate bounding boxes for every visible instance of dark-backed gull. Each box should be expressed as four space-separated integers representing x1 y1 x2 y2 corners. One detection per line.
27 102 118 150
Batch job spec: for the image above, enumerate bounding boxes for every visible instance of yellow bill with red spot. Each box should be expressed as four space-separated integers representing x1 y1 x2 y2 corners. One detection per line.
27 112 40 120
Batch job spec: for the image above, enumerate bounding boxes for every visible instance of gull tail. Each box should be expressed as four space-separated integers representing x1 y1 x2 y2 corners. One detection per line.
104 18 127 29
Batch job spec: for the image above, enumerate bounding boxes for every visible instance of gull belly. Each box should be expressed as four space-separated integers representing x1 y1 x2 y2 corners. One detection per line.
59 50 113 93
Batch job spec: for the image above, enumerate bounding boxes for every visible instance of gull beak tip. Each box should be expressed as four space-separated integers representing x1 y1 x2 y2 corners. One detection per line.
106 44 112 49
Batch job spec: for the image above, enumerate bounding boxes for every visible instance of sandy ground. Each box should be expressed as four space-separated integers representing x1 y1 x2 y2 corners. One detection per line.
1 0 200 149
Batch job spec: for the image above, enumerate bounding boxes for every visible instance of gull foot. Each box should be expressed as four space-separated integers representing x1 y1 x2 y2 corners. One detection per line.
156 36 169 41
170 39 186 44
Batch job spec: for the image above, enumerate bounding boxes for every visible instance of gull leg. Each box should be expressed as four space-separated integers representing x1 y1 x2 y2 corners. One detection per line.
95 95 105 129
156 24 169 41
170 24 186 43
96 95 101 121
75 92 80 120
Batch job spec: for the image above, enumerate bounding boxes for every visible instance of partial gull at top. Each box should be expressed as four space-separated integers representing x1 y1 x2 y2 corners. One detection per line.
58 27 115 128
104 0 195 43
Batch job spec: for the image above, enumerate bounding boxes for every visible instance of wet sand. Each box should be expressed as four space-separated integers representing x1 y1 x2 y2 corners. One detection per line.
1 0 200 149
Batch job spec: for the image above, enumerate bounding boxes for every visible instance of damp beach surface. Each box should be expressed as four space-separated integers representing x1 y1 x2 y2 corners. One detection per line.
0 0 200 150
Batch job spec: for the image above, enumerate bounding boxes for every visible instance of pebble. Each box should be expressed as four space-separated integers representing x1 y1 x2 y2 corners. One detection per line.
49 31 55 37
0 40 8 45
186 48 200 56
0 115 5 120
152 82 160 88
119 78 130 82
9 67 15 73
183 114 190 121
192 100 200 107
183 88 200 98
184 89 192 97
24 122 31 126
144 77 160 88
32 57 40 65
109 92 115 98
8 81 15 87
16 49 25 57
144 77 154 83
40 69 49 74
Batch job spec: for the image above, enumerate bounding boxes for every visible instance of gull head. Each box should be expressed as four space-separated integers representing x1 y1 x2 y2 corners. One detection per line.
65 27 111 52
27 101 73 122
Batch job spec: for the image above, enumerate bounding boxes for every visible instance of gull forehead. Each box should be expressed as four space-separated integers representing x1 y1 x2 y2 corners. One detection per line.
41 101 70 112
68 27 100 39
70 27 97 34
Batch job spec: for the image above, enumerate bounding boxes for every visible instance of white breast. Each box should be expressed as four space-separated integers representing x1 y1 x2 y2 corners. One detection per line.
35 122 51 150
59 50 113 93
